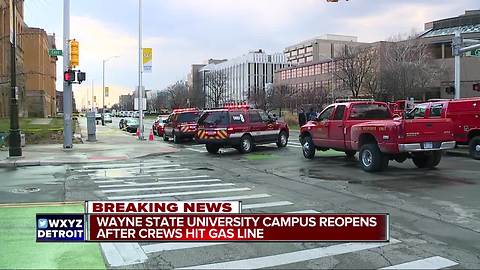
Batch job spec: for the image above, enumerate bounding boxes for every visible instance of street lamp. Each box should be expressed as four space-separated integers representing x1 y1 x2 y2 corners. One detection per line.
102 56 119 125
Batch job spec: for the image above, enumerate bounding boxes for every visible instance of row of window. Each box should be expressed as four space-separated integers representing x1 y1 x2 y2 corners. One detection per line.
278 61 341 80
287 46 314 57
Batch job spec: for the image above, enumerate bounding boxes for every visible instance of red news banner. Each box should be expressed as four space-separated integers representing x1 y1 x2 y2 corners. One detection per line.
88 213 389 242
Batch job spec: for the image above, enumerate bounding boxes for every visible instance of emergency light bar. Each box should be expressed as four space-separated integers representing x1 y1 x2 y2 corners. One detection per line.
172 108 199 113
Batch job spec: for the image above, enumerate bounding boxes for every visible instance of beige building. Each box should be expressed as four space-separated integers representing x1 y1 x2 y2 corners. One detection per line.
420 10 480 99
23 28 57 117
284 34 366 64
0 0 26 118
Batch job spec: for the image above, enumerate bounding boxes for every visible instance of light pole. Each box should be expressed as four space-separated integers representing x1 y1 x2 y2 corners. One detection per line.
138 0 144 140
102 56 119 125
8 0 21 157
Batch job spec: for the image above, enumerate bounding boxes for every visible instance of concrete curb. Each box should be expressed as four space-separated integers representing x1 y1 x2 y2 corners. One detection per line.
0 148 178 168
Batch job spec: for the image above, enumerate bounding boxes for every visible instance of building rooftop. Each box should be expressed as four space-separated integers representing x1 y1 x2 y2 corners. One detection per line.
422 10 480 38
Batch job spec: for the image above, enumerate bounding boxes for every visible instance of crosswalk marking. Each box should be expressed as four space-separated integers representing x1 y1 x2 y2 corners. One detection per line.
75 164 179 173
80 160 170 170
102 183 235 194
242 201 294 210
98 178 222 188
380 256 458 269
101 243 147 267
94 174 210 183
185 147 207 153
142 242 230 254
108 187 251 200
90 168 190 179
194 194 272 201
178 239 401 269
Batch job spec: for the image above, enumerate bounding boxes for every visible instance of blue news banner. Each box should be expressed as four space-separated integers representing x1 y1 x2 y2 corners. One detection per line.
36 214 85 242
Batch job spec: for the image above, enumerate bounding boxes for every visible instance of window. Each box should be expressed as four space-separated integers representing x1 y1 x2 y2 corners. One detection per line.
318 106 335 121
306 56 313 62
315 64 321 75
349 104 391 120
249 111 262 123
308 66 314 76
177 112 200 123
411 105 426 119
258 110 270 122
306 46 313 53
333 105 346 120
430 104 443 117
198 111 229 126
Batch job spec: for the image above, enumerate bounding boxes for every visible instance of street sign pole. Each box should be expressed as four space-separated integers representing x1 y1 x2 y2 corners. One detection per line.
9 0 21 157
138 0 144 140
454 32 461 100
63 0 73 149
452 31 480 99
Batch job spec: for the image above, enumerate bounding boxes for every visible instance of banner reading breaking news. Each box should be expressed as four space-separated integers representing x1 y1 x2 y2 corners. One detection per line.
36 201 389 242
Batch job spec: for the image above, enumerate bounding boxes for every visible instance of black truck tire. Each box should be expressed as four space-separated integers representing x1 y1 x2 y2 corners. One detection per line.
301 136 316 159
412 151 442 168
206 143 220 154
469 136 480 160
359 144 388 172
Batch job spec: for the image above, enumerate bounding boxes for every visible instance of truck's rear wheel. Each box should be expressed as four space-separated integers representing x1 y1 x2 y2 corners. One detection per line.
163 133 169 141
276 131 288 148
301 136 315 159
206 143 220 154
469 136 480 160
359 144 388 172
238 135 253 154
412 151 442 168
173 132 180 144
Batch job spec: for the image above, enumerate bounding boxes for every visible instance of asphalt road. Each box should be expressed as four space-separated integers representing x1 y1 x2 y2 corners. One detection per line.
1 117 479 269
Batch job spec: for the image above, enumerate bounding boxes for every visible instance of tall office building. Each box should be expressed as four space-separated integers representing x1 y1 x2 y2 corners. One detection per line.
200 50 290 108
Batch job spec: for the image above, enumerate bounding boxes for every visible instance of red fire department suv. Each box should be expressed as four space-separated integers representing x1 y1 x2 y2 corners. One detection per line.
163 108 201 143
196 105 289 154
413 98 480 159
299 101 455 172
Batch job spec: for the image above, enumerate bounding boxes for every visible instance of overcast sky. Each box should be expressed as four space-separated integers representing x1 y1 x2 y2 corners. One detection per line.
24 0 478 109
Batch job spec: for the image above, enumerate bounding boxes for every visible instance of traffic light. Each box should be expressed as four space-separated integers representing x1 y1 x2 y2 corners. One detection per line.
64 70 75 85
445 86 455 94
473 83 480 92
77 71 86 84
70 39 79 68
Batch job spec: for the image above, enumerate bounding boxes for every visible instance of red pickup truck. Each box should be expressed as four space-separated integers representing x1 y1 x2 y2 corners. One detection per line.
299 101 456 172
412 98 480 159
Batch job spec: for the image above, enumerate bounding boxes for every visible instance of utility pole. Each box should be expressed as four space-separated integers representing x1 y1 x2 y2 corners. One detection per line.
102 60 105 125
91 79 94 111
452 31 480 99
9 0 22 157
138 0 144 140
63 0 73 148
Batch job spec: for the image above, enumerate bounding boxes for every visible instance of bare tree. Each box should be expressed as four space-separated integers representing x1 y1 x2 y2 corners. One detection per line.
166 81 189 109
335 45 376 98
205 70 228 107
381 32 444 100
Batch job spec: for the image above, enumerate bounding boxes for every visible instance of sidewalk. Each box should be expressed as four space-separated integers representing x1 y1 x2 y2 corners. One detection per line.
0 117 177 167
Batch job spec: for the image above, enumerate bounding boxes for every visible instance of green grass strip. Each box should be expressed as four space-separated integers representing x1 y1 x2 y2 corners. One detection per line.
0 203 105 269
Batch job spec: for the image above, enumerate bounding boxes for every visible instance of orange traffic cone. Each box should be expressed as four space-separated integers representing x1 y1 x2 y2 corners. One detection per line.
148 129 154 141
135 128 140 138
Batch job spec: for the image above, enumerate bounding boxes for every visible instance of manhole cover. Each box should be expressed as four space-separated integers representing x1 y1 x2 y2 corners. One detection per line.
11 187 41 194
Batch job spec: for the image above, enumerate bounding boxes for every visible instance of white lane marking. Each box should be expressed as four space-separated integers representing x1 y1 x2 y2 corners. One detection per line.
194 194 272 201
178 239 401 269
242 201 294 210
289 142 302 146
102 183 235 194
90 168 190 179
99 179 222 188
100 243 147 267
94 174 210 183
185 147 207 153
141 209 320 254
108 187 251 200
380 256 458 269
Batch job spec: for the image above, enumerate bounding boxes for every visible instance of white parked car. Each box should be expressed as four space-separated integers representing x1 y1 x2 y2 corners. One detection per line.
104 113 112 123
